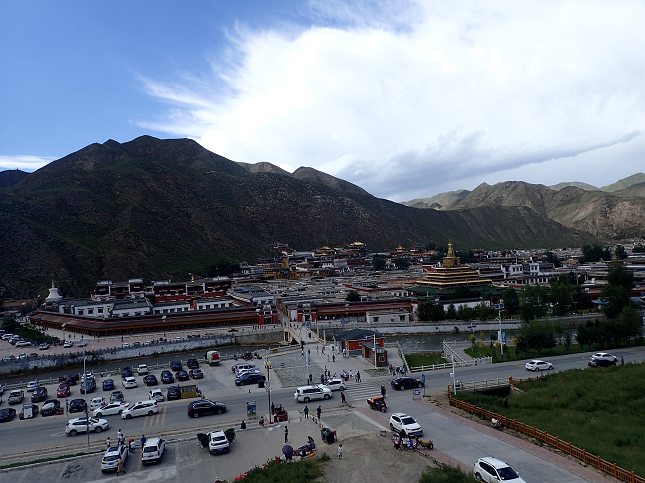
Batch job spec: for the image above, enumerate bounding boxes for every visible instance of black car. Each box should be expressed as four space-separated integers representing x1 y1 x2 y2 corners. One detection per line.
187 358 199 369
41 399 61 417
235 373 266 386
69 398 86 413
0 408 17 422
588 359 617 368
110 391 125 403
59 375 77 386
167 386 181 401
31 387 48 403
189 369 204 379
160 370 174 384
102 379 115 391
171 361 182 371
144 375 159 386
187 400 226 418
176 370 190 381
391 377 424 390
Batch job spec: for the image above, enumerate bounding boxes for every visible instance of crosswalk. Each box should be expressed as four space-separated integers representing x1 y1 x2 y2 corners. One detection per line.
342 378 391 401
143 405 167 427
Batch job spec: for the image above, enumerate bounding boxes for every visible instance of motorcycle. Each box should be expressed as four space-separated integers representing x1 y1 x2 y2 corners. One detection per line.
414 438 434 450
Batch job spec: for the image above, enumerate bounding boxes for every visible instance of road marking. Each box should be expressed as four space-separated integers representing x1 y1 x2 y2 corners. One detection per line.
161 405 167 425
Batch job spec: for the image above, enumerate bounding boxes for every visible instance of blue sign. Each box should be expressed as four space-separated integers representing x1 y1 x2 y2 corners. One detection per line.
502 332 506 343
494 303 504 309
421 374 425 383
413 390 421 396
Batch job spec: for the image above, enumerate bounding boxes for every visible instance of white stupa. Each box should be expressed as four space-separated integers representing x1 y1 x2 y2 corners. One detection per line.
45 281 63 302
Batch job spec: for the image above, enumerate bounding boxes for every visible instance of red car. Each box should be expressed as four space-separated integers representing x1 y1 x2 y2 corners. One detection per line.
57 384 70 398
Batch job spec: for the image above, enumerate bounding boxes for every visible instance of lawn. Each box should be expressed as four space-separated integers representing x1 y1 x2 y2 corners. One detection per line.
453 363 645 477
406 352 447 368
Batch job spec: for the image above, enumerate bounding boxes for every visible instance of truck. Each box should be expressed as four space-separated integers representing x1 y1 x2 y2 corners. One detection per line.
206 350 220 366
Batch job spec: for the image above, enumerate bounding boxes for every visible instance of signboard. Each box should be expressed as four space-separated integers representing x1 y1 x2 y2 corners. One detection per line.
246 400 256 418
502 332 506 343
493 303 504 309
413 390 421 396
421 374 425 383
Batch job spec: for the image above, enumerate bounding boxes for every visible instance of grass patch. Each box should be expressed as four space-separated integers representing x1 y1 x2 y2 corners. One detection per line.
419 465 479 483
454 363 645 476
406 352 447 368
238 455 327 483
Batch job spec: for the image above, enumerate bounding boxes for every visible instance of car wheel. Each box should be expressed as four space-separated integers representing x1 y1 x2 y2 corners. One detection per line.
148 410 154 416
193 412 200 418
536 367 541 371
69 430 77 436
96 412 102 417
382 407 387 413
390 423 394 430
216 409 223 415
125 414 132 419
475 472 483 481
418 383 422 388
324 394 330 400
304 397 310 403
95 426 102 433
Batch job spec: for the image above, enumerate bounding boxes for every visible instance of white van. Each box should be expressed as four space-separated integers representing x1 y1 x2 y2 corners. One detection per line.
234 364 257 375
121 400 158 419
293 385 332 403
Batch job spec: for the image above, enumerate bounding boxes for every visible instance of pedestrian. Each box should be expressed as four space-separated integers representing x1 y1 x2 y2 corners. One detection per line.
349 370 353 380
321 346 325 355
316 345 319 354
317 405 322 419
356 371 361 382
119 434 125 446
332 354 335 362
271 402 275 413
381 385 386 399
106 436 111 449
285 425 289 443
621 356 625 365
117 429 123 441
320 374 325 384
141 435 146 447
116 456 126 475
129 438 135 453
301 348 304 357
337 443 343 459
327 354 330 362
240 420 247 430
341 391 346 404
304 405 309 418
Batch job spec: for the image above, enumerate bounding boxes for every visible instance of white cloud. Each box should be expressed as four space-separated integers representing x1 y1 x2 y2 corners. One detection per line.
0 155 57 171
139 0 645 201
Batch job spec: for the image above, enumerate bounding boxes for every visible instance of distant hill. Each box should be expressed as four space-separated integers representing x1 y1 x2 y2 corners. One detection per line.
549 181 599 191
600 173 645 192
0 169 29 188
0 136 588 299
236 161 291 176
401 190 470 209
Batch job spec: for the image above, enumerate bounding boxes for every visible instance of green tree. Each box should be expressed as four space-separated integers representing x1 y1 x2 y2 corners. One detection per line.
544 250 562 268
346 290 360 302
600 284 630 318
371 255 387 271
607 265 634 290
475 302 493 321
205 257 240 277
418 300 445 321
501 288 519 315
618 305 641 342
446 303 457 320
516 320 556 352
580 244 611 263
615 245 627 260
393 258 410 270
457 305 473 321
549 281 571 316
519 284 549 322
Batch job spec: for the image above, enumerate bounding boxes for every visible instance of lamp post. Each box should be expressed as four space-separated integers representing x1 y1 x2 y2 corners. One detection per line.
83 347 90 451
494 303 505 358
450 354 456 396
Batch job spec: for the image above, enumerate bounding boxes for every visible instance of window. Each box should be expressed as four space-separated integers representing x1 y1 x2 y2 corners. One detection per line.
379 354 385 362
78 309 84 315
88 309 94 315
98 308 104 314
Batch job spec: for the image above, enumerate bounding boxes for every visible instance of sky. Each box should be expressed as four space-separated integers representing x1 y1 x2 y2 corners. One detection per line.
2 0 645 202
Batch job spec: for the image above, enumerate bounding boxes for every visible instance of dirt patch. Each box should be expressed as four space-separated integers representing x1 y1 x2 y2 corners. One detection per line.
318 432 437 483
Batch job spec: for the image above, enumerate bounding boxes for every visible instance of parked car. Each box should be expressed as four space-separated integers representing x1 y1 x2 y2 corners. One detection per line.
63 340 73 348
57 384 71 398
8 390 24 405
69 398 86 413
110 391 125 403
207 430 230 454
293 385 331 402
391 377 424 390
26 380 39 392
176 370 190 382
60 375 77 386
122 377 138 389
167 386 181 401
19 403 39 419
149 388 164 402
0 408 16 423
133 341 141 347
31 387 48 403
319 378 346 391
38 343 50 350
189 369 204 379
143 374 159 386
102 379 115 391
15 340 31 347
141 437 165 464
121 400 158 419
90 397 106 411
65 417 109 436
93 401 130 418
160 370 174 384
187 400 226 418
389 413 423 437
187 358 199 369
41 399 61 417
101 444 128 472
171 361 182 371
589 352 618 367
524 360 554 371
80 379 96 394
137 364 149 375
473 457 526 483
235 372 266 386
122 342 130 348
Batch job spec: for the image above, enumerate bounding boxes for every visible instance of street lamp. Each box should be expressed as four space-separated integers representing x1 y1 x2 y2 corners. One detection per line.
450 354 456 396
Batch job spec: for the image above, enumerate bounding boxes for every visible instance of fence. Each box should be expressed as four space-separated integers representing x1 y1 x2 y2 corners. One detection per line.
448 392 645 483
447 377 509 392
409 356 492 373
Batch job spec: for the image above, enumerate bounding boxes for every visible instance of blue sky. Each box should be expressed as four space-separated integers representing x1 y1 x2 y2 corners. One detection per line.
2 1 645 201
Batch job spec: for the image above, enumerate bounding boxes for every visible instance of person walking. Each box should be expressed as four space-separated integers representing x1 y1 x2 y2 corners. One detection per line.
116 456 126 475
141 435 146 447
317 405 322 419
304 405 309 418
337 443 343 459
284 425 289 442
381 385 386 399
340 391 346 404
106 436 111 449
332 354 335 362
129 438 135 453
621 356 625 365
356 371 361 382
117 429 123 442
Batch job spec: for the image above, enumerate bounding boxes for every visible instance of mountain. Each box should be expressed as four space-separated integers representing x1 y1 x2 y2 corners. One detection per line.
600 173 645 192
401 190 470 209
236 161 291 176
549 181 599 191
0 136 588 299
0 169 30 188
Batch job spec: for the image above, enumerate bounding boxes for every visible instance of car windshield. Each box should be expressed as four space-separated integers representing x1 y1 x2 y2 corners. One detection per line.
212 435 226 442
401 417 416 425
103 454 119 461
43 402 55 409
143 446 158 453
497 466 520 480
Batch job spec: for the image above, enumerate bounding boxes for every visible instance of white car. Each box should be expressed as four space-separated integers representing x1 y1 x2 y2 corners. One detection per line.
137 364 149 375
207 430 230 454
389 413 423 437
65 417 110 436
122 342 130 348
64 340 73 348
141 437 165 464
15 340 31 347
524 360 553 371
101 444 128 472
319 378 346 391
591 352 618 363
121 400 158 419
473 457 526 483
90 397 106 410
122 377 137 389
149 388 164 402
38 343 49 350
26 381 39 392
93 401 130 418
293 385 332 402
